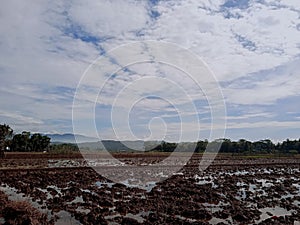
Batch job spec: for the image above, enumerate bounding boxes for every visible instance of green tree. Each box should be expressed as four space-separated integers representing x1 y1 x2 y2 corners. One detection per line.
0 124 13 157
49 143 79 153
219 139 231 153
30 133 50 152
11 132 51 152
196 140 208 153
11 132 31 152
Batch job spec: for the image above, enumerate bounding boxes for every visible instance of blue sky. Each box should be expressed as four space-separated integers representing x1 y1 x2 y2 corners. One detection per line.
0 0 299 142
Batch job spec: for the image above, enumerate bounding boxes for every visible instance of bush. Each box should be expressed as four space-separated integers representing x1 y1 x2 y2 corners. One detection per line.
289 149 298 155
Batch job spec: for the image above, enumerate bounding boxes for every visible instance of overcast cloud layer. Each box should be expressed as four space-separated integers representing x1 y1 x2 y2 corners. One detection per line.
0 0 299 142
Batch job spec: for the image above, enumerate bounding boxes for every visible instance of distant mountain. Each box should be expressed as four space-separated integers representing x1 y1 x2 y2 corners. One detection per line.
46 133 98 143
46 133 162 151
78 140 162 151
45 133 164 151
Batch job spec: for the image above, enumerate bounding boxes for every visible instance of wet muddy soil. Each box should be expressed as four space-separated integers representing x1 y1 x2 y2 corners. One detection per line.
0 154 300 224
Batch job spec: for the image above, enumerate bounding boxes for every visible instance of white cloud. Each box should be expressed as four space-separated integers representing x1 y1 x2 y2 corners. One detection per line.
0 110 43 126
226 112 274 120
68 0 149 38
227 120 300 130
224 58 300 105
0 0 299 141
144 0 300 82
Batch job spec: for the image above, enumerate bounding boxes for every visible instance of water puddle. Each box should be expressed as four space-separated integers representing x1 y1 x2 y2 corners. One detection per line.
77 206 90 214
195 175 218 187
293 200 300 207
175 214 197 222
224 170 252 176
125 212 145 223
96 181 115 188
256 206 296 223
0 184 81 224
86 159 125 167
56 210 81 225
173 172 184 176
0 184 47 212
105 211 149 224
203 202 229 213
209 217 233 225
120 179 157 192
70 196 84 204
256 179 273 188
48 159 82 168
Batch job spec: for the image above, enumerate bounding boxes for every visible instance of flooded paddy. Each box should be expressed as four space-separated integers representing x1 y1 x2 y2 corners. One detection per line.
0 154 300 224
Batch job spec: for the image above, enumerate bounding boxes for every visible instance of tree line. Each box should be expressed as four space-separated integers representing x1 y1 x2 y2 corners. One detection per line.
1 124 299 154
150 138 300 154
0 124 51 153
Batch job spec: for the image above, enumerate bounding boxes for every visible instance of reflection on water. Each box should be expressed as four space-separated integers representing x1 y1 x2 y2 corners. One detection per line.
0 184 81 224
256 206 296 223
121 179 157 192
48 159 83 168
1 166 299 224
194 167 300 224
95 181 115 188
56 210 81 225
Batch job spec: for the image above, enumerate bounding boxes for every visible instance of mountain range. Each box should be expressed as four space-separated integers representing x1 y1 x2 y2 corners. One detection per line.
46 133 162 151
46 133 98 143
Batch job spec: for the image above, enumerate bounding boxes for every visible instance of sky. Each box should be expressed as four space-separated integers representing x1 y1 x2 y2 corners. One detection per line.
0 0 300 143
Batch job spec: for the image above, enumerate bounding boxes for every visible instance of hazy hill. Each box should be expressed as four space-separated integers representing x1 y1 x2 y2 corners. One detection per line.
47 133 162 151
46 133 98 143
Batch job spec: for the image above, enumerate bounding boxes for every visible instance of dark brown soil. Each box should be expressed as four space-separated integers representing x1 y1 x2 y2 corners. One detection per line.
0 153 299 225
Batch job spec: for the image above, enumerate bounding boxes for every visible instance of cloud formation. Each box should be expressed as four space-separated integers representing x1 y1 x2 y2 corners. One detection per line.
0 0 299 141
